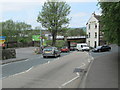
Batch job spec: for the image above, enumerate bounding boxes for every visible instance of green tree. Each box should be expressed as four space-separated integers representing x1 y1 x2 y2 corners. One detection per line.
37 0 71 46
66 28 86 36
2 20 32 43
98 2 120 45
2 20 17 42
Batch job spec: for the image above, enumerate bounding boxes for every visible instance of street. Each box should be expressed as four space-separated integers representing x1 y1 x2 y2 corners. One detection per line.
1 1 120 89
2 45 119 88
79 45 119 88
2 51 92 88
2 52 71 78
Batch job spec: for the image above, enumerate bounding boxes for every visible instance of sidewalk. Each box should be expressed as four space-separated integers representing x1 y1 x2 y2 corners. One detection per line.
1 47 38 65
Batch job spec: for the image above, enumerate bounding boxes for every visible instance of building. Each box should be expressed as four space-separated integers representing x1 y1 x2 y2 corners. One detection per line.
86 12 105 48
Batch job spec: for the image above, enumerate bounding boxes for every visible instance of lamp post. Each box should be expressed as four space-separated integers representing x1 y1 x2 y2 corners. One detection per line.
40 29 42 48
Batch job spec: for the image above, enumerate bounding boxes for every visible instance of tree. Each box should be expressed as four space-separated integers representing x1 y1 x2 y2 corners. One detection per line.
2 20 32 43
2 20 17 42
37 0 71 46
65 28 86 36
98 2 120 45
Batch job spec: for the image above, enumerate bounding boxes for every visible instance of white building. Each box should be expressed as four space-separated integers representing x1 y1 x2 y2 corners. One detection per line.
86 12 104 48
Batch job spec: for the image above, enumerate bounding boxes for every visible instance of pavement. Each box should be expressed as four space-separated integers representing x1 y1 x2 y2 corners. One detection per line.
1 47 38 65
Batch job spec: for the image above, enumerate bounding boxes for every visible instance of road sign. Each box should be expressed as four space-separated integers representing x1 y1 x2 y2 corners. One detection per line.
0 36 6 43
32 35 41 41
0 36 6 39
0 40 5 43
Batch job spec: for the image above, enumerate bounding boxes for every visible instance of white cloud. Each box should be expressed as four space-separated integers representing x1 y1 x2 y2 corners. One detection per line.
1 2 42 13
0 0 102 3
70 12 88 17
0 0 47 3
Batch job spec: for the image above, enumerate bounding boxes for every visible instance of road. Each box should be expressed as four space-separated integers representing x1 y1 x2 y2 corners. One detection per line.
2 52 70 78
2 51 92 88
79 45 119 88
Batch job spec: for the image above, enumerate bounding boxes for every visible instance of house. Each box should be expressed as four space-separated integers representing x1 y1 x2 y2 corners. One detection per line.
86 12 105 48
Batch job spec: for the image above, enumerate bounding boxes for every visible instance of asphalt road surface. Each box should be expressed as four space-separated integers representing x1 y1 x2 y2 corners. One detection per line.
2 51 92 88
2 52 71 78
79 45 119 88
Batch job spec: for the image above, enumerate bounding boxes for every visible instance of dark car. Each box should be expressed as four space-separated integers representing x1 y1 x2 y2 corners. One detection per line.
60 46 70 52
70 46 76 51
92 45 111 52
42 47 60 58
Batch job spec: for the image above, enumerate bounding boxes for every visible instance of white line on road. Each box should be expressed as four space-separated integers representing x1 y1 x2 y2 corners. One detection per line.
88 59 91 62
59 72 80 88
47 61 50 64
2 58 29 66
77 63 86 68
2 66 34 79
59 63 86 88
79 56 94 88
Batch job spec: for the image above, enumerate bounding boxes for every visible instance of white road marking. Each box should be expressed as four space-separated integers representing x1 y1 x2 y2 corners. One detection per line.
75 63 86 71
60 72 80 87
88 59 91 62
59 63 86 88
47 61 50 64
2 58 29 66
2 66 33 79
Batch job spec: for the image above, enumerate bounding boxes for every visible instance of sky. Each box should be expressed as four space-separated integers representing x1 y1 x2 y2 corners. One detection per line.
0 0 101 29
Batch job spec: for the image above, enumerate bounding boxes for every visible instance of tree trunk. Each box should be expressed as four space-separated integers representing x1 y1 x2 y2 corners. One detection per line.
52 34 56 46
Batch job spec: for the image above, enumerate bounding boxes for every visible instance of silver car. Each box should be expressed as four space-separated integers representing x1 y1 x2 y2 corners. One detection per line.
42 47 61 58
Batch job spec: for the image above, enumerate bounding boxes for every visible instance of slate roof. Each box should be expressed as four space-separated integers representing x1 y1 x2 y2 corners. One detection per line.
94 14 101 21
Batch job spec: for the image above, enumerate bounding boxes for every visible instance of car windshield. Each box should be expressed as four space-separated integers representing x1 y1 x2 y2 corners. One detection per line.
62 47 67 49
96 46 102 49
44 47 53 51
82 45 88 47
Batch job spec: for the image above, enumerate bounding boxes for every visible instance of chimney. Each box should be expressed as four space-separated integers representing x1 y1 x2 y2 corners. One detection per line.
92 12 95 16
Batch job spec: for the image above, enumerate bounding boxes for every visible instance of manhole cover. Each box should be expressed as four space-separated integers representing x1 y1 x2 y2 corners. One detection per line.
73 68 85 73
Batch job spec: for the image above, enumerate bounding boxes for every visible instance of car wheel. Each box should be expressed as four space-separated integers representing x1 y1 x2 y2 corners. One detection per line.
43 56 46 58
55 54 57 58
98 49 101 52
3 56 6 60
58 54 61 57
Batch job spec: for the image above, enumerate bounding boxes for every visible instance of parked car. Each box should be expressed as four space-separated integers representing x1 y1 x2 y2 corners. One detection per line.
76 43 90 51
70 46 76 51
60 46 70 52
92 45 111 52
42 47 61 58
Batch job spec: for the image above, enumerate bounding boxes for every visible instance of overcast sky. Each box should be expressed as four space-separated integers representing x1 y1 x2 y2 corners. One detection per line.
0 0 101 29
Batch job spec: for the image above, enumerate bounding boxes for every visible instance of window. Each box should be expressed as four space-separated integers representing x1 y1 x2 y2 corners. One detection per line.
89 33 90 38
95 24 97 29
94 41 97 48
88 41 90 46
95 32 97 38
89 24 90 29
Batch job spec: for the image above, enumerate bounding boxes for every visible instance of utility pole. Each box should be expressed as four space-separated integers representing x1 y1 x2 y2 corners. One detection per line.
40 29 42 48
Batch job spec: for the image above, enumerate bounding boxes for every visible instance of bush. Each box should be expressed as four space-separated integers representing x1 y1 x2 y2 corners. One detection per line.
2 48 16 60
56 40 65 48
45 40 65 48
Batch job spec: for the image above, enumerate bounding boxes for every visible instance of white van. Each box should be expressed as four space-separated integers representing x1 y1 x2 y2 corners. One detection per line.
76 43 90 51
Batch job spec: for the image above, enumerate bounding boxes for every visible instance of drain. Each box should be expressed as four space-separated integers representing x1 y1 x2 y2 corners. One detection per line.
73 68 87 73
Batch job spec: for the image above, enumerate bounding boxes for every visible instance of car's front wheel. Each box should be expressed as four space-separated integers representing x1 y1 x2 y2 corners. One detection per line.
43 56 46 58
98 49 101 52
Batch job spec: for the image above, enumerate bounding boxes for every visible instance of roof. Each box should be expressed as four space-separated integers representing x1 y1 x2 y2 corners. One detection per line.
94 14 101 21
86 13 101 25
